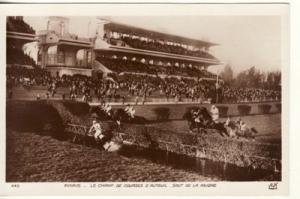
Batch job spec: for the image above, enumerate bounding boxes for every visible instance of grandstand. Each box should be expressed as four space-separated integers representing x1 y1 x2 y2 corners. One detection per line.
6 17 281 104
94 22 220 80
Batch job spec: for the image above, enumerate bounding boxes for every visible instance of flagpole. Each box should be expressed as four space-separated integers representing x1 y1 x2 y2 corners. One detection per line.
216 74 219 104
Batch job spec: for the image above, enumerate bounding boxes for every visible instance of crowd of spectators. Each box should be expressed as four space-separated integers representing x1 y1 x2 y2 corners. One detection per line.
97 57 217 78
6 66 214 102
99 58 158 74
7 66 281 103
7 66 52 89
222 87 281 103
107 35 216 59
117 73 215 101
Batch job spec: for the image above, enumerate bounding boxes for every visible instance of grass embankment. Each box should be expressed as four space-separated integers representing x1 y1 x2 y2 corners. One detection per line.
6 130 216 182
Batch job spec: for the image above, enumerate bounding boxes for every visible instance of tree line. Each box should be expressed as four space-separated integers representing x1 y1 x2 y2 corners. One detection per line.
220 65 281 90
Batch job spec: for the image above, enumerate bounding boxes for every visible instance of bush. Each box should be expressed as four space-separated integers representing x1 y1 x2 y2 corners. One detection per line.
258 104 272 114
48 100 89 125
6 100 64 134
237 105 252 116
276 103 281 112
62 100 90 116
153 107 170 121
217 106 229 117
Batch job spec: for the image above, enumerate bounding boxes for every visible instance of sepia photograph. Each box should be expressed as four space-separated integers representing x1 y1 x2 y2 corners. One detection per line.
0 2 290 196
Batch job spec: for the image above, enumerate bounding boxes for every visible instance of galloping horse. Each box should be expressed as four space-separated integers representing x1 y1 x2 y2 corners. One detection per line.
183 107 213 133
225 120 259 139
112 108 147 126
183 107 228 136
89 106 113 121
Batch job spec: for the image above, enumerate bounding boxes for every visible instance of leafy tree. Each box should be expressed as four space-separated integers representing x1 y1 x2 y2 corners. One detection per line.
220 64 234 86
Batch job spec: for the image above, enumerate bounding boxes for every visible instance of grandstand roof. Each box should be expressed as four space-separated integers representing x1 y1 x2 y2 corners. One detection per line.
104 22 218 48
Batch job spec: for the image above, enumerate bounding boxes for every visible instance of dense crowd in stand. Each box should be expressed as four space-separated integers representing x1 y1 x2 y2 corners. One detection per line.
7 16 35 34
107 36 215 59
99 58 158 74
222 87 281 103
117 73 215 101
97 57 216 78
6 66 281 103
7 66 52 89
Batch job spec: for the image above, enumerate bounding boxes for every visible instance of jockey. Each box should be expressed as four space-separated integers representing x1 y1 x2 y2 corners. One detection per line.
225 117 231 126
210 105 219 123
236 117 242 130
101 102 106 111
240 121 248 136
108 104 112 116
124 104 130 113
128 106 136 118
88 119 104 141
105 103 112 116
193 109 201 123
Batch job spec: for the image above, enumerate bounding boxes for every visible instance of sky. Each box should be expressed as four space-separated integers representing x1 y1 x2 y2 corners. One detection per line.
24 16 282 75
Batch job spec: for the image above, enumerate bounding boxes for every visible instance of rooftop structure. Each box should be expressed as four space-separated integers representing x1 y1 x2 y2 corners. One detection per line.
7 16 221 79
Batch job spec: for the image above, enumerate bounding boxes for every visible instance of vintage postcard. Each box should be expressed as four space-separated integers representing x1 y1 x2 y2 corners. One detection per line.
0 2 289 196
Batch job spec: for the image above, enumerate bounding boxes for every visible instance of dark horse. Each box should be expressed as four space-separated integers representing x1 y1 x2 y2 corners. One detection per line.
111 108 147 126
183 107 228 136
89 106 113 121
90 106 147 125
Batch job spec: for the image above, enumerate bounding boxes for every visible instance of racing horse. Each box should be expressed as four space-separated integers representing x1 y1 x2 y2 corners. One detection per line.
225 119 259 139
183 107 228 136
112 108 147 127
83 108 147 149
89 106 113 121
183 107 212 133
69 119 121 151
